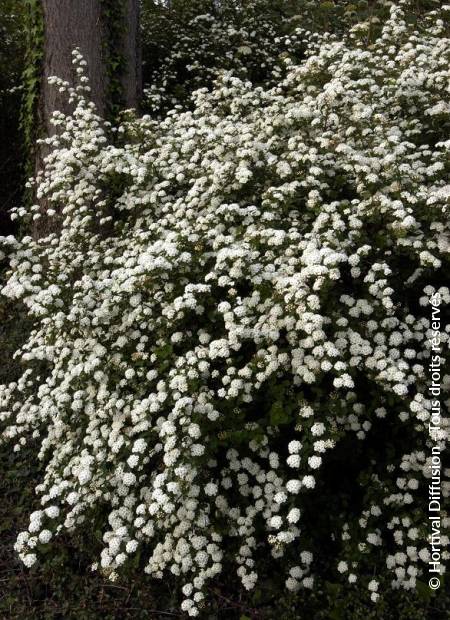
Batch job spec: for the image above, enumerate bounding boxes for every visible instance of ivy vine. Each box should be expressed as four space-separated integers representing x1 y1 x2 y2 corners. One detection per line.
100 0 128 120
20 0 44 201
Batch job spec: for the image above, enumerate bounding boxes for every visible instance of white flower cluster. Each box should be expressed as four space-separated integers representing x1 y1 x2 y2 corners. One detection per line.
141 0 305 116
1 4 450 614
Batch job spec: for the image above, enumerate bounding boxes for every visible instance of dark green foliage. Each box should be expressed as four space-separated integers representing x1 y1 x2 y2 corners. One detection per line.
101 0 129 118
0 1 26 235
20 0 44 185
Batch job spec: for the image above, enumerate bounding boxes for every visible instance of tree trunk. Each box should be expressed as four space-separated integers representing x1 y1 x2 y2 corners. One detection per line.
41 0 107 122
39 0 142 122
121 0 142 109
33 0 141 237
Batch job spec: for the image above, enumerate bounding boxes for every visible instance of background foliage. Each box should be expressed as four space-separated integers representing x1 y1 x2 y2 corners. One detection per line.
0 0 26 236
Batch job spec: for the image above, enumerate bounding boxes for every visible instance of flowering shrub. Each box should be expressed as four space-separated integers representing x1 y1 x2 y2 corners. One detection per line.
1 3 450 615
141 0 302 116
141 0 396 117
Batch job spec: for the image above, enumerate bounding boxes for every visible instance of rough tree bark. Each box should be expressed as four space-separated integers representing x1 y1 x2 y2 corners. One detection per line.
41 0 107 122
34 0 141 236
121 0 142 109
39 0 141 123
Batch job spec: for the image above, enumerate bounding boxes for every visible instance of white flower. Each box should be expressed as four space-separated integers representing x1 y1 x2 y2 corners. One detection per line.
286 576 299 591
302 475 316 489
288 440 302 454
122 472 136 486
308 456 322 469
270 516 283 529
300 551 313 565
286 480 302 494
287 454 301 468
287 508 301 524
302 576 314 589
204 483 218 496
22 553 37 568
311 423 325 437
126 540 139 553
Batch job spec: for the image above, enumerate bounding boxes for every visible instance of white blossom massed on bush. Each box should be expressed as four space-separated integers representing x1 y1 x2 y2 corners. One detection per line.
1 4 449 615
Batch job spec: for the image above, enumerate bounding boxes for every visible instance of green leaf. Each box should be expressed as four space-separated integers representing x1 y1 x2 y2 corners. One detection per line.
269 400 290 426
328 607 345 620
416 580 433 601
